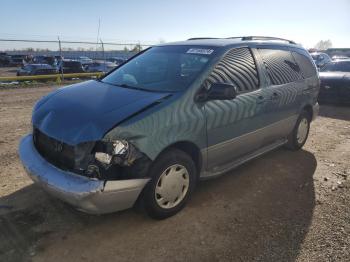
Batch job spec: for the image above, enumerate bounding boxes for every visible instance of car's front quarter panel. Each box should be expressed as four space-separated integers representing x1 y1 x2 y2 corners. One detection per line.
104 89 207 162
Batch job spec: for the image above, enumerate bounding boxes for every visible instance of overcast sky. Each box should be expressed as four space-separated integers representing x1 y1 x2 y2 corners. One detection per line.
0 0 349 49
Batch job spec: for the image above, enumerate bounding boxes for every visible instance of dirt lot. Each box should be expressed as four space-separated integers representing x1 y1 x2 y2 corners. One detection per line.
0 85 349 262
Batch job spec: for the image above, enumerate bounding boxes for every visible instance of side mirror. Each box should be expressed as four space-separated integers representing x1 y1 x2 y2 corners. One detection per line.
196 83 237 102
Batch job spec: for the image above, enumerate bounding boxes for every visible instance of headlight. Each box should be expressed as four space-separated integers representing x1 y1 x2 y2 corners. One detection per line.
94 140 138 166
95 152 112 164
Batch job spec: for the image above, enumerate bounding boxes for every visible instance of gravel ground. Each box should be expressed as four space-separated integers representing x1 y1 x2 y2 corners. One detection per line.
0 67 17 77
0 85 349 262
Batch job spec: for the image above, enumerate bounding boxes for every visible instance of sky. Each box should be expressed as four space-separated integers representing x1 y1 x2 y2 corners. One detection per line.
0 0 349 50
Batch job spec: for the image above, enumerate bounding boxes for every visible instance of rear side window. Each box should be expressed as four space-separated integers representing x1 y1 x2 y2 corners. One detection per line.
258 49 302 85
204 47 259 93
292 52 317 78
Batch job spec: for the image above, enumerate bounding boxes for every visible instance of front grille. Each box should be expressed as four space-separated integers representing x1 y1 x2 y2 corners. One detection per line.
33 128 75 171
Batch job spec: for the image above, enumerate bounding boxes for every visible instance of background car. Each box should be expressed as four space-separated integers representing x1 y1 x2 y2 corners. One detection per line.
32 55 57 66
16 64 58 76
0 52 11 66
107 57 127 65
57 59 85 74
54 55 63 63
310 52 332 68
76 56 93 66
332 55 349 61
318 59 350 104
85 61 117 73
9 55 28 66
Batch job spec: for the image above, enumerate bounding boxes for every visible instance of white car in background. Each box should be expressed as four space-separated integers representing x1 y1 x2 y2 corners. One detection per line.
85 61 118 73
77 56 93 65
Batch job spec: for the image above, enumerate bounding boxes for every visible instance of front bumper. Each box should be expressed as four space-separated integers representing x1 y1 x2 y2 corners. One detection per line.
18 135 150 214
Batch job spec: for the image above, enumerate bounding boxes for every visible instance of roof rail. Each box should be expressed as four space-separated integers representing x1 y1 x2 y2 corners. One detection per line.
187 37 219 40
227 36 296 44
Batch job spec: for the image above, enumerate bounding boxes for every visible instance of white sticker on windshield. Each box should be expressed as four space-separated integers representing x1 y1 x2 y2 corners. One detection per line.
186 48 214 55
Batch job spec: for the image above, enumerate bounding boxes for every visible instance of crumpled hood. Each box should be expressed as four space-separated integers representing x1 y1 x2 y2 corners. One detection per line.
33 80 171 145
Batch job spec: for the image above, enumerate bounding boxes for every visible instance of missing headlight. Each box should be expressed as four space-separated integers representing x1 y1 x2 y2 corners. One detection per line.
86 140 151 180
94 140 142 167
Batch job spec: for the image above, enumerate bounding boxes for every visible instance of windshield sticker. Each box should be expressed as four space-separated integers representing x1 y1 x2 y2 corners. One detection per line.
186 48 214 55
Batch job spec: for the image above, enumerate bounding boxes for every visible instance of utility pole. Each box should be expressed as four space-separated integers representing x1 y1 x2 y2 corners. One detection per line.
58 36 63 82
100 39 105 73
95 18 101 60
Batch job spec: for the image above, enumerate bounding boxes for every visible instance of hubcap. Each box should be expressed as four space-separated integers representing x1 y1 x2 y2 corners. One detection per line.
297 118 309 144
155 164 190 209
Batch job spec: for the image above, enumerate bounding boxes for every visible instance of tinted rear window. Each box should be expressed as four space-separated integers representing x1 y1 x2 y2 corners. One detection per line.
292 52 317 78
258 49 302 85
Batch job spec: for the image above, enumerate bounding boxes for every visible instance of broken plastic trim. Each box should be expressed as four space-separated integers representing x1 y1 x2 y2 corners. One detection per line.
85 140 151 180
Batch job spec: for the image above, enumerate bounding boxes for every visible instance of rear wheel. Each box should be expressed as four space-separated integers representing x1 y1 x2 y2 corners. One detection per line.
143 149 196 219
286 110 311 150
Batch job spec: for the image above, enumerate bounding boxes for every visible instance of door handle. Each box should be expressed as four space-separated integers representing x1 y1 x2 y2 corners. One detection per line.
256 95 266 104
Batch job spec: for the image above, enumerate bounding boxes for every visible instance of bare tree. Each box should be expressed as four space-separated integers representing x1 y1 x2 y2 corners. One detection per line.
314 40 332 50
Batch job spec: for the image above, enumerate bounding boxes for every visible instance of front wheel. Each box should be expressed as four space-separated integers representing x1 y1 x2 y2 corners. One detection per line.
286 111 311 150
142 149 197 219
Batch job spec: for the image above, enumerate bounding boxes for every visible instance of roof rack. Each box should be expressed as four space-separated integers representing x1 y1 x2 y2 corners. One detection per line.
187 37 220 40
187 36 297 45
227 36 296 44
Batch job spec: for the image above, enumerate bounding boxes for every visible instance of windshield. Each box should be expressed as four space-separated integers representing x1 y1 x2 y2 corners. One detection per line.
321 61 350 72
102 46 216 92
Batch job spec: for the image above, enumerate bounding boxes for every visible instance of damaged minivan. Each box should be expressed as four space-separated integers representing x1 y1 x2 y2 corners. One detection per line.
19 36 319 219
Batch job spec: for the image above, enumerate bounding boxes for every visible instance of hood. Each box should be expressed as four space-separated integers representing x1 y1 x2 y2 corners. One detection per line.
33 80 171 145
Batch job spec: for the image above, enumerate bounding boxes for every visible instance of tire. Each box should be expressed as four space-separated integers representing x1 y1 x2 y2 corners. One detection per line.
286 110 311 150
142 148 197 219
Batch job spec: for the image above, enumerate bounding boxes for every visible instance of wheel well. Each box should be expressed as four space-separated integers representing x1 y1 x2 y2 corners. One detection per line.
160 141 202 176
302 104 313 120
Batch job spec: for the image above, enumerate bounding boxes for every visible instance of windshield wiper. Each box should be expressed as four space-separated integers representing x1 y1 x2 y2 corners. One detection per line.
117 83 154 92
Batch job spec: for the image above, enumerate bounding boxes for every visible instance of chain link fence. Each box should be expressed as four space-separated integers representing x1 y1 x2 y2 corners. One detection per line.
0 38 153 79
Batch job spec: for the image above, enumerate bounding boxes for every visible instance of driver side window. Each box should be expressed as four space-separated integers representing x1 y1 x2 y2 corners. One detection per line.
203 47 259 93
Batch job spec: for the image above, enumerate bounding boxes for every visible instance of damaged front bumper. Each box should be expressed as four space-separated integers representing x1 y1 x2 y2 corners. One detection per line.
18 135 150 214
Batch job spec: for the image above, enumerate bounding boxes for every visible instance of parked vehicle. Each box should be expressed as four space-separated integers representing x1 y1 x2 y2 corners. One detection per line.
9 54 28 66
54 55 63 63
107 57 127 65
16 64 58 76
32 55 57 66
310 52 331 68
0 52 11 66
85 61 117 73
318 59 350 104
19 36 319 219
57 59 85 74
332 55 349 61
77 56 93 65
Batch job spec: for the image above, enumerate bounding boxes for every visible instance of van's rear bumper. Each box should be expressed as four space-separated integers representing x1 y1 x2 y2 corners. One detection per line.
18 135 149 214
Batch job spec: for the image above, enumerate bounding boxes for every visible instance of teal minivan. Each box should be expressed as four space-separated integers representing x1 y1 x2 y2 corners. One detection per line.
19 36 319 219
